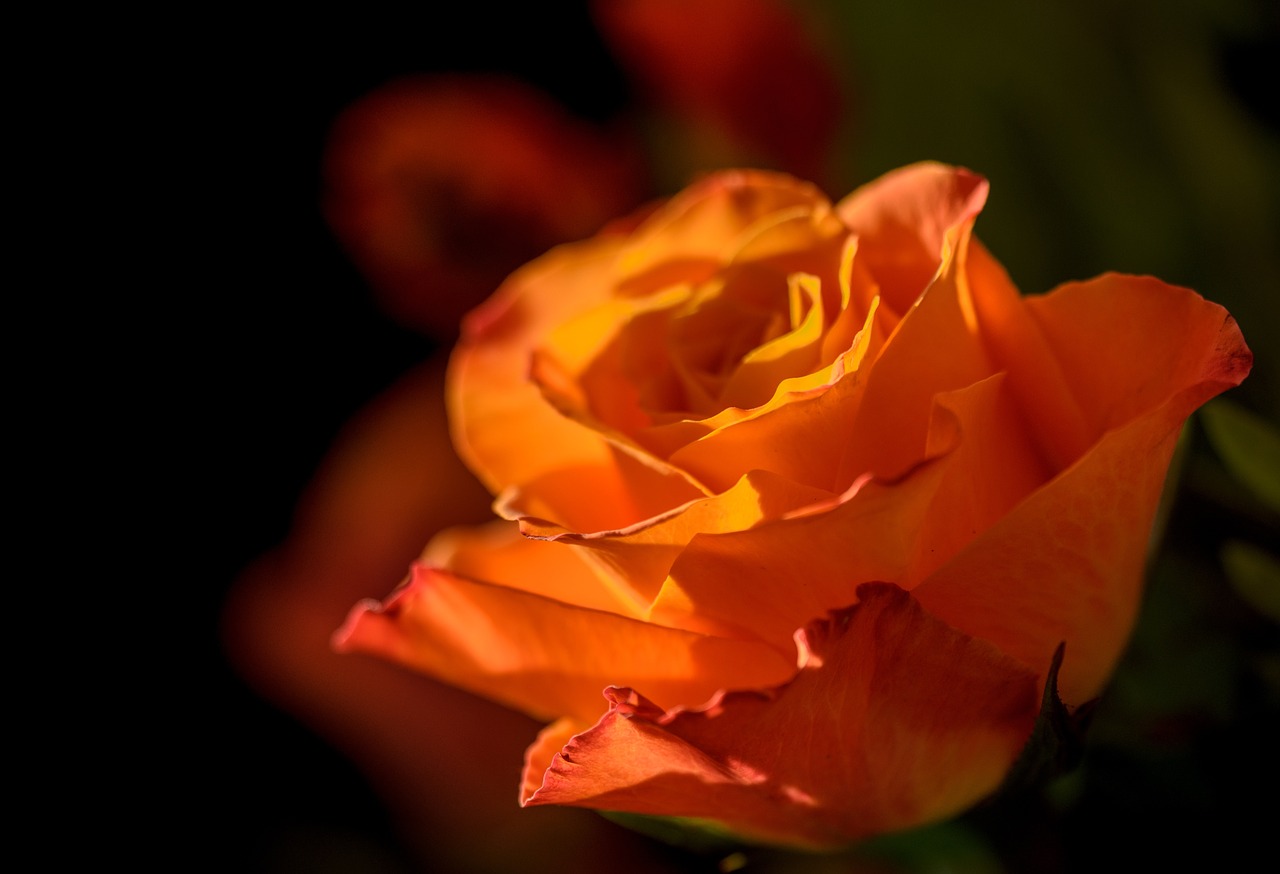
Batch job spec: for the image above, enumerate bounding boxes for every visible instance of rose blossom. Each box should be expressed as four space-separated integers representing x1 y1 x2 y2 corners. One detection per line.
335 163 1251 848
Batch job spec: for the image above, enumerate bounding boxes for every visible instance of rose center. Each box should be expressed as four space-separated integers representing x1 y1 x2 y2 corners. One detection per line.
664 284 794 414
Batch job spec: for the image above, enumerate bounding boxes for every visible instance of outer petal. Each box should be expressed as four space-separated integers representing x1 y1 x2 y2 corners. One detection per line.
1024 274 1254 437
520 718 583 806
524 584 1040 849
914 279 1252 704
334 563 795 725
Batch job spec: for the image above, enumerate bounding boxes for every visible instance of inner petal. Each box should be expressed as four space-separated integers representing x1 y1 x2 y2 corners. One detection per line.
719 272 826 409
669 289 788 414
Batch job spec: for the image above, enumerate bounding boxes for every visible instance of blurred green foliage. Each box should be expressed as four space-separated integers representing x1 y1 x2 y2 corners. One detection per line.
808 0 1279 423
1201 398 1280 511
1222 540 1280 623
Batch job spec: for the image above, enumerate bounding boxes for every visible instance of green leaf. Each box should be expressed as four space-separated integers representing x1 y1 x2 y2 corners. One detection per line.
848 819 1004 874
1221 539 1280 623
1199 399 1280 513
995 643 1095 796
597 810 743 855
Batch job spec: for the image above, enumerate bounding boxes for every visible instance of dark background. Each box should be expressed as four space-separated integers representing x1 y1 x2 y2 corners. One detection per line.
187 7 634 870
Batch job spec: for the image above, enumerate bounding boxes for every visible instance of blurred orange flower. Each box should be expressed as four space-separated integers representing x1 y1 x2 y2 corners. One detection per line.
592 0 844 182
336 163 1251 848
323 75 649 337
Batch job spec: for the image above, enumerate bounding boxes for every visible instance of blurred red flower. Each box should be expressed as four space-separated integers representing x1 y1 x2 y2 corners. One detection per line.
592 0 845 183
323 75 649 337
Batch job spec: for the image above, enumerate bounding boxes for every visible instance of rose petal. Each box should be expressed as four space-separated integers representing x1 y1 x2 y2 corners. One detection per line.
910 372 1053 580
519 468 836 610
914 279 1253 704
454 173 850 531
532 190 851 431
837 203 995 484
966 238 1094 471
421 519 642 616
454 241 707 531
718 272 827 409
819 236 892 364
334 564 796 724
614 170 835 290
648 451 950 644
1024 274 1254 437
450 236 677 525
661 299 885 493
489 447 709 533
649 365 1042 645
521 718 584 805
837 162 990 314
523 584 1040 849
530 283 693 433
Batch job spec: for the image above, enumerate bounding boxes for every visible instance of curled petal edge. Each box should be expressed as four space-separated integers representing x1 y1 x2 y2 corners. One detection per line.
522 583 1040 849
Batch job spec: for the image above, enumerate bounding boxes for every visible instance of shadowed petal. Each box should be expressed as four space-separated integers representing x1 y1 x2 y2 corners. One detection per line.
524 585 1040 849
914 279 1252 704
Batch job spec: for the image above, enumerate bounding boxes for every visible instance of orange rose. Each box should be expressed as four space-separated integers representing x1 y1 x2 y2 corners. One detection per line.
335 163 1251 848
